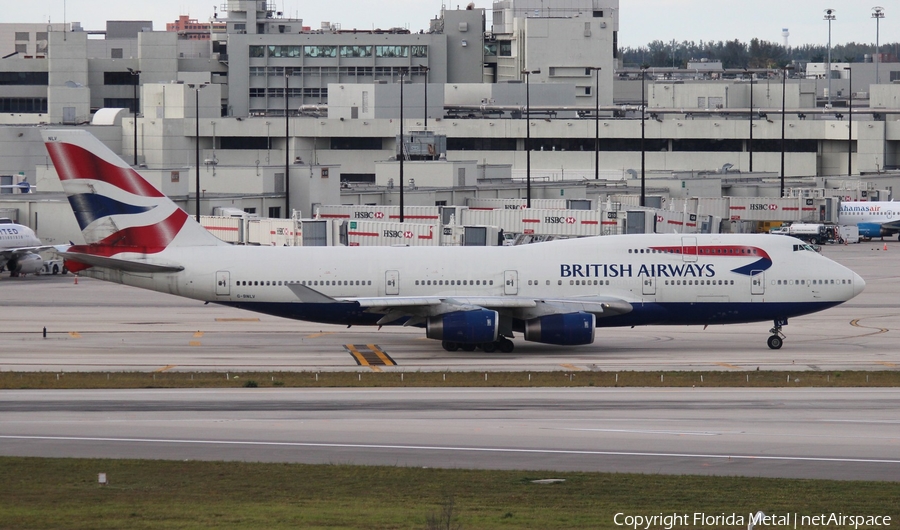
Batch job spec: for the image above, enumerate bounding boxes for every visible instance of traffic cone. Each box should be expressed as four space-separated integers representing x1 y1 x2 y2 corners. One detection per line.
74 274 78 285
884 242 888 251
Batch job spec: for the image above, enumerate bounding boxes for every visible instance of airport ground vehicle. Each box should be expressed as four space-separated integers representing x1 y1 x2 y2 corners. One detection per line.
38 259 67 275
769 223 857 245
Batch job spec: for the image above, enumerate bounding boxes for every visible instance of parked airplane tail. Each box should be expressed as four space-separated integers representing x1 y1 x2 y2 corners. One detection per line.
42 129 225 272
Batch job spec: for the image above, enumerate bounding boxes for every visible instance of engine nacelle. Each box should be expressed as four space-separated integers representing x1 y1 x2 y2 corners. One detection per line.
858 222 887 238
524 313 596 346
426 309 499 344
8 254 43 275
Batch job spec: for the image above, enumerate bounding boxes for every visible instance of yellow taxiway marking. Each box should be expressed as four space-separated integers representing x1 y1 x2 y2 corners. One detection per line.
214 318 260 322
345 344 396 367
876 361 898 368
849 319 889 335
307 332 334 339
345 344 370 366
68 332 81 338
193 331 204 338
155 365 177 373
560 363 584 371
369 366 383 373
715 362 742 370
188 341 202 347
368 344 397 366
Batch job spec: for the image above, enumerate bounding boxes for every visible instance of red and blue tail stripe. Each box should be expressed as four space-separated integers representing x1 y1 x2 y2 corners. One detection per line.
45 142 165 197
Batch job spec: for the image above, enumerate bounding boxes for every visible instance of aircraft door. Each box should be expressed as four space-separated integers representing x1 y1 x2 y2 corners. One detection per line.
504 270 518 295
681 236 698 262
385 270 400 295
750 271 765 296
216 270 230 296
642 276 656 296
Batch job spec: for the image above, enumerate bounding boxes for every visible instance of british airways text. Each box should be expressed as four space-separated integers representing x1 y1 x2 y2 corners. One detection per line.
560 263 716 278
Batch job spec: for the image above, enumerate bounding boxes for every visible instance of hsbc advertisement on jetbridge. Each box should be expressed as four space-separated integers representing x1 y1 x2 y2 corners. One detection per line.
728 197 819 222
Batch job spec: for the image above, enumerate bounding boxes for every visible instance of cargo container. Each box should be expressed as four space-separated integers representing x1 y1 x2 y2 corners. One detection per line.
201 216 244 244
248 218 301 246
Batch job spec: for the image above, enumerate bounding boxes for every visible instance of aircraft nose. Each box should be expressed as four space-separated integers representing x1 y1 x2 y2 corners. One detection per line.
852 271 866 299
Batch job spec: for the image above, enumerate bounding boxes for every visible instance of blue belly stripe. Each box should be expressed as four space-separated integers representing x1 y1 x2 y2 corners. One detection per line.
216 301 842 328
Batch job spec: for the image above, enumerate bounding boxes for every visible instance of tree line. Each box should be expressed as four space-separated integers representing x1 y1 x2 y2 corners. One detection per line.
620 39 900 69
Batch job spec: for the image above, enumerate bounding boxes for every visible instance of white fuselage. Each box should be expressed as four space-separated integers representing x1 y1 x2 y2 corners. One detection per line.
0 223 40 252
838 201 900 237
81 233 863 328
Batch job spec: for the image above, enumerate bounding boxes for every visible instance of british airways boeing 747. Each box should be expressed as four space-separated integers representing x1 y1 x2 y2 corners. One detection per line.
43 130 865 351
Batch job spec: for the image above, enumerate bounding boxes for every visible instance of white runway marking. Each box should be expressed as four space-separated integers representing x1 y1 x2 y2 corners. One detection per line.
551 427 729 436
3 435 900 465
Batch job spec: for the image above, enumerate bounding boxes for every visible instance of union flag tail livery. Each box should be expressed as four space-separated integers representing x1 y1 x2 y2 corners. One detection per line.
42 129 865 352
44 129 224 252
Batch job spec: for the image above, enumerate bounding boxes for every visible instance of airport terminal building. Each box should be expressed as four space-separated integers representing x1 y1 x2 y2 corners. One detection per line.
2 0 900 233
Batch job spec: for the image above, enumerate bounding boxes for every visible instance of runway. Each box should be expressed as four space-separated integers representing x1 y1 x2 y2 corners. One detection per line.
1 387 898 481
0 243 897 372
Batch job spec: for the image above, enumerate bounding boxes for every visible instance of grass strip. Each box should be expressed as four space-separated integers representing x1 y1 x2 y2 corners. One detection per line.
0 370 898 389
0 457 897 529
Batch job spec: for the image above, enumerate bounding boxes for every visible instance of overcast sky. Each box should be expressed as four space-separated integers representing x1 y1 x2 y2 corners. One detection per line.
11 0 889 48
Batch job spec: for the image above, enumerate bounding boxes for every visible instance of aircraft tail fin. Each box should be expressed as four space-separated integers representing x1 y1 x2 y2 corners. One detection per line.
42 129 225 252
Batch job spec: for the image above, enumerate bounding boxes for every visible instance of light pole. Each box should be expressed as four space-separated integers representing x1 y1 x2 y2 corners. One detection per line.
399 68 406 223
824 8 836 107
873 7 885 85
745 68 754 172
127 68 140 166
522 68 540 208
188 83 208 222
285 73 290 218
640 65 649 207
845 65 853 176
420 65 430 132
780 66 794 198
588 66 602 180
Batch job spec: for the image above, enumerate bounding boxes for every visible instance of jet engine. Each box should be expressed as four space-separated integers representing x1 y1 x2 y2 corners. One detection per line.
524 313 596 346
7 254 43 276
857 223 884 238
426 309 499 344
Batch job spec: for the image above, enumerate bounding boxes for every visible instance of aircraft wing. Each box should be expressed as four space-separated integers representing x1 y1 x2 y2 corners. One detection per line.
347 295 633 326
0 245 57 261
880 220 900 233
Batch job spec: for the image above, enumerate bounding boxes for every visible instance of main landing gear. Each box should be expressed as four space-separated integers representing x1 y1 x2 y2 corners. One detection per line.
767 321 786 350
442 338 515 353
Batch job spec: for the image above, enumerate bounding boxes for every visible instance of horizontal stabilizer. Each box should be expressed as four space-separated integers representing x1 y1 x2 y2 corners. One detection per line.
60 252 184 273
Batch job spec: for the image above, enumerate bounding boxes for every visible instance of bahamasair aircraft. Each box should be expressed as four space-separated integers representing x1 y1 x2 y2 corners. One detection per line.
838 200 900 240
0 218 56 277
43 129 865 352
